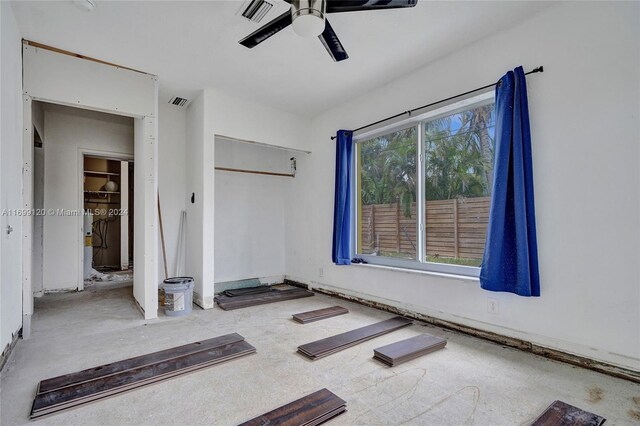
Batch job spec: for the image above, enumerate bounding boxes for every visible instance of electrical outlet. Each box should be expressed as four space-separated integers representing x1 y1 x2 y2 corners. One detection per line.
318 267 324 278
487 297 499 315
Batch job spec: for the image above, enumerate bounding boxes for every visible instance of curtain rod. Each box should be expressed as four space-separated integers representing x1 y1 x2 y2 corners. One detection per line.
215 166 295 178
330 66 544 140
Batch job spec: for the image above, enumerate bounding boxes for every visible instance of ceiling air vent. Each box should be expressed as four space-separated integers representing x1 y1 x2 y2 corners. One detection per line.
241 0 274 23
168 96 189 108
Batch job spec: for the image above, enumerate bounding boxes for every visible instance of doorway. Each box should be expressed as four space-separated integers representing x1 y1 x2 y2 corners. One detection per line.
82 155 134 288
28 102 136 297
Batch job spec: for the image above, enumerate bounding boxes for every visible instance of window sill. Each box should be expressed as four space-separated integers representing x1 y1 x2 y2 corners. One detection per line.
349 262 480 282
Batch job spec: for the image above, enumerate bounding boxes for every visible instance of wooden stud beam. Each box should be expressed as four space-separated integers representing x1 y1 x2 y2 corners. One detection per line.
23 40 149 75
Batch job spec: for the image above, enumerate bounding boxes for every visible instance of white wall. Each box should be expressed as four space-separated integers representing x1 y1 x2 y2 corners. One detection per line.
214 139 291 283
33 144 44 296
132 114 160 319
185 92 213 307
158 103 187 280
0 1 24 352
22 42 159 318
206 89 312 152
204 89 312 290
32 102 45 295
42 104 133 291
23 44 156 118
286 2 640 370
185 89 311 305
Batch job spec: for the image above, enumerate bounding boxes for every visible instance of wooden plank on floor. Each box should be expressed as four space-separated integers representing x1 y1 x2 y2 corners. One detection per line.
32 348 255 419
373 334 446 366
531 400 606 426
31 338 256 419
222 286 272 297
292 306 349 324
216 288 314 311
297 316 412 360
238 388 346 426
37 333 245 394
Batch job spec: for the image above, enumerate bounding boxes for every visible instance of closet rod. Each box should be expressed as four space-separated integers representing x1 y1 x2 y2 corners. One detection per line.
215 167 294 178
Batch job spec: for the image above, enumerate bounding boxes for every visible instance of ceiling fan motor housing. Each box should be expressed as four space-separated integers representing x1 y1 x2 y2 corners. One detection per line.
291 0 326 37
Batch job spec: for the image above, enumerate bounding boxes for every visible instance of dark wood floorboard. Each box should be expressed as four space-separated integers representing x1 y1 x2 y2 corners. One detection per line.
37 333 245 393
31 340 256 418
373 334 447 366
292 306 348 324
31 349 256 419
298 317 412 360
531 400 606 426
222 286 272 297
216 288 314 311
238 388 346 426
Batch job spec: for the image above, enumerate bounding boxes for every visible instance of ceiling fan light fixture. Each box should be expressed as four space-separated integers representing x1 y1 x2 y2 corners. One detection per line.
291 0 325 38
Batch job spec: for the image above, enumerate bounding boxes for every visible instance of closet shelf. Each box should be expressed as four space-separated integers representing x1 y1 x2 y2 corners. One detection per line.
84 170 120 176
85 201 120 205
84 190 120 194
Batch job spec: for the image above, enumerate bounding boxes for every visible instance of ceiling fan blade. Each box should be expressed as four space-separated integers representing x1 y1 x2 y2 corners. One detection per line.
318 19 349 62
239 10 293 48
326 0 417 14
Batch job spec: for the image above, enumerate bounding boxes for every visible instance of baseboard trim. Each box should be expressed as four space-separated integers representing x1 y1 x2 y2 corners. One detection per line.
283 279 640 384
0 327 22 372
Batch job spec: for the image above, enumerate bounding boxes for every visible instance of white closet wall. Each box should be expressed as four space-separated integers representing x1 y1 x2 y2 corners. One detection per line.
214 138 293 284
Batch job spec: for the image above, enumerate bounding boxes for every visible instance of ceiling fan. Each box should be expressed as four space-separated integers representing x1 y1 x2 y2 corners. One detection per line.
239 0 418 62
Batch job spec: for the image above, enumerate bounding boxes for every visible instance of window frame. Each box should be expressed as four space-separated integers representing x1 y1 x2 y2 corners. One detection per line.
352 90 495 278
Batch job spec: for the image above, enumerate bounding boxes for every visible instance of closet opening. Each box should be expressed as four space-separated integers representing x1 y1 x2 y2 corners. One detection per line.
83 155 134 287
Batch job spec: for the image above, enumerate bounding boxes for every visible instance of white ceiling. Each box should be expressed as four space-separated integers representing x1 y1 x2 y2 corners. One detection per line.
11 1 553 116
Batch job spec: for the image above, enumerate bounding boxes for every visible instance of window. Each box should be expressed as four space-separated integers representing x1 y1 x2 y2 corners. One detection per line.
357 127 417 260
355 92 495 276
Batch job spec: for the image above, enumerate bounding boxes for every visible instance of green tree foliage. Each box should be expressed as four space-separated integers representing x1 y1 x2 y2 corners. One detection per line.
424 104 495 201
360 127 417 216
360 103 495 213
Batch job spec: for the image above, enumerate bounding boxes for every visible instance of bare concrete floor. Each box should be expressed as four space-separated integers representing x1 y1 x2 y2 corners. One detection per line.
1 285 639 425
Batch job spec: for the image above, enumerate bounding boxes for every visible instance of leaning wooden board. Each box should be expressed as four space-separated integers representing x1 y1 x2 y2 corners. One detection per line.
373 334 446 366
31 334 256 419
238 388 346 426
292 306 349 324
216 288 314 311
298 316 412 360
531 400 606 426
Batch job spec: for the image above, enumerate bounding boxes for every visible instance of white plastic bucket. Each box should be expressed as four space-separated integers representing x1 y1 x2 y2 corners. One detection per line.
163 277 194 317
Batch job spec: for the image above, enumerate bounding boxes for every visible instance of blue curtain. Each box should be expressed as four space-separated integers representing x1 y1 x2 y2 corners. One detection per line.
332 130 353 265
480 66 540 297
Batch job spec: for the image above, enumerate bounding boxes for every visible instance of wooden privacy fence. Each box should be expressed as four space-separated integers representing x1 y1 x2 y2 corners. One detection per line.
360 197 490 260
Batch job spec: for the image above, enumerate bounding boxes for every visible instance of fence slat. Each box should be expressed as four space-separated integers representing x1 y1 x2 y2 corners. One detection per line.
361 196 490 261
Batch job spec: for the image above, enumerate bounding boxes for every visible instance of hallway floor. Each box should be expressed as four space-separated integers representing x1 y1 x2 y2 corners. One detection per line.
1 285 639 425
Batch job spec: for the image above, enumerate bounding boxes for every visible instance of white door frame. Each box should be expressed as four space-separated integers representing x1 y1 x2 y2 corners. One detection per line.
77 148 134 291
22 96 34 339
